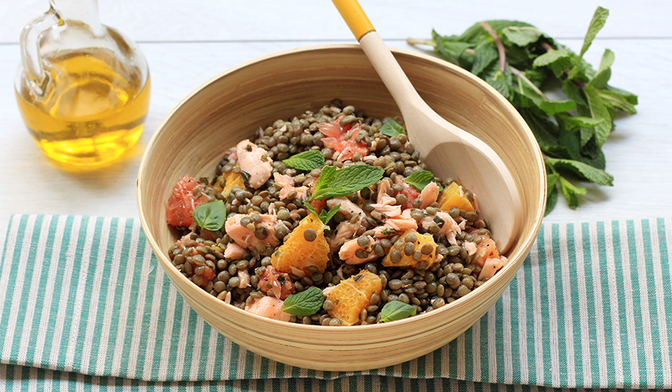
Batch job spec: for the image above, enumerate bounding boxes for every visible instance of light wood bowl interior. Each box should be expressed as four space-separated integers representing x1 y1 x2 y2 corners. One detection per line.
137 45 546 371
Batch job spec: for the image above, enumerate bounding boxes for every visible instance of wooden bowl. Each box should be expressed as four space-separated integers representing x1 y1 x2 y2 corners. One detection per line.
137 45 545 371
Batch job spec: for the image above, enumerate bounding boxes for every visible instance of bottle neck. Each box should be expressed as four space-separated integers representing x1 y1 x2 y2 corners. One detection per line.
49 0 102 36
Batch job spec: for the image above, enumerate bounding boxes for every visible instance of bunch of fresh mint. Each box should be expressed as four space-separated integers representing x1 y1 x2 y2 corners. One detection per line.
409 7 637 214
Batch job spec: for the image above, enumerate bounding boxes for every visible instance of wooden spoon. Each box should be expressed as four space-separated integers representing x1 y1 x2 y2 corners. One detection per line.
332 0 522 252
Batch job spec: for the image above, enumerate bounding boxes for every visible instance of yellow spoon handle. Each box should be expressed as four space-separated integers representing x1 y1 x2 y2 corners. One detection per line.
332 0 375 41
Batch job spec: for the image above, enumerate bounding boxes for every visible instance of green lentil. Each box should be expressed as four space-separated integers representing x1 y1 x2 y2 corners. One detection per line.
303 228 317 242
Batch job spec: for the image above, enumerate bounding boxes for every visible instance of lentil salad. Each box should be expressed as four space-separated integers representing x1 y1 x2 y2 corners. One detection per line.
165 99 508 325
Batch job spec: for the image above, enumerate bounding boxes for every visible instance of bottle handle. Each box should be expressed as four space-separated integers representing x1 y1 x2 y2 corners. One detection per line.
19 8 60 96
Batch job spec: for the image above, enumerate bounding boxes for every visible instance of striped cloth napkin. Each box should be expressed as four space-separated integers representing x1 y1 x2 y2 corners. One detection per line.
0 214 671 391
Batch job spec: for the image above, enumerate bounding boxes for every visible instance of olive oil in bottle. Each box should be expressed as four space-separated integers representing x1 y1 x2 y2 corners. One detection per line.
16 0 151 167
16 49 151 166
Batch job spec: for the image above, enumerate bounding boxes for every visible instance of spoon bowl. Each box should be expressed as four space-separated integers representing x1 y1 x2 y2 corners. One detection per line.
333 0 522 252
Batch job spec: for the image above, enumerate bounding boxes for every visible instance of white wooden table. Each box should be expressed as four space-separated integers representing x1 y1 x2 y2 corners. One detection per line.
1 0 670 252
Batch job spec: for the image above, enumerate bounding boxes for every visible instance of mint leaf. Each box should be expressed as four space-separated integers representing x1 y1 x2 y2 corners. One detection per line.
558 176 586 209
283 150 325 171
379 118 405 137
545 172 560 216
282 286 324 317
486 72 513 101
583 85 613 146
501 26 542 46
562 79 587 107
558 115 606 131
546 157 613 186
471 41 498 76
607 86 638 105
319 204 341 225
192 200 226 231
580 6 609 57
532 49 572 68
379 301 417 323
587 68 611 89
545 185 559 216
539 100 576 116
305 202 341 225
405 170 440 191
599 89 637 115
597 49 615 73
305 201 319 217
310 165 384 201
432 31 474 63
311 165 337 197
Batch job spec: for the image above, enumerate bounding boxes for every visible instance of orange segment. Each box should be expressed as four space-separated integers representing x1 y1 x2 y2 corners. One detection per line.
381 230 437 270
215 169 246 198
327 270 382 326
437 182 474 213
271 214 330 275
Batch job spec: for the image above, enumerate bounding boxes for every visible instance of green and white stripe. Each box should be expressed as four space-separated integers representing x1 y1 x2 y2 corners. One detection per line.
1 215 671 389
4 363 672 392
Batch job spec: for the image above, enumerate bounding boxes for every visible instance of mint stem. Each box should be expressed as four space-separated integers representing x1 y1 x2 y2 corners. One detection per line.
480 21 506 73
479 22 545 98
511 66 547 99
406 38 435 47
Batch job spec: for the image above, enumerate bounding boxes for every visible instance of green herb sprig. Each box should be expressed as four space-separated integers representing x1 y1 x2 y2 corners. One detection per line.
309 165 384 201
408 6 637 214
379 118 405 138
192 200 226 231
282 286 324 317
379 300 417 322
405 170 443 192
282 150 325 171
305 202 341 225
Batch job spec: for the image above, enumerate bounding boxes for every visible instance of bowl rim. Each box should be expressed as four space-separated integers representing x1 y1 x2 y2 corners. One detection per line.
136 43 546 332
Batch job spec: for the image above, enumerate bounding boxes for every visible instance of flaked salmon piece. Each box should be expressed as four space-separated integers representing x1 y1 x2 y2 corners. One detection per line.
419 181 440 209
338 236 379 265
418 211 461 245
372 204 402 218
327 197 366 252
258 265 294 299
273 173 309 201
224 242 247 259
375 178 396 206
236 139 273 189
225 213 279 252
318 116 369 161
464 241 478 256
226 146 238 163
373 209 418 237
467 229 501 268
245 296 291 322
478 256 508 280
327 197 365 219
238 269 250 289
330 220 360 252
371 178 401 218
